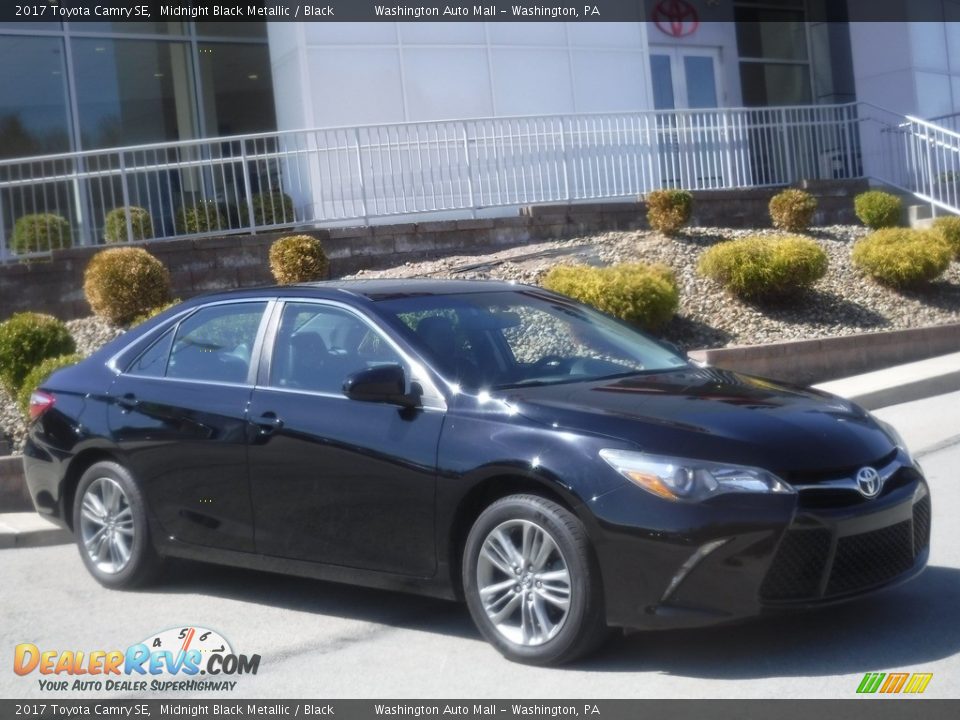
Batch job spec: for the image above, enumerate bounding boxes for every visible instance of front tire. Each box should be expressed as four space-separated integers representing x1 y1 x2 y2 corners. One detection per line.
462 494 608 665
72 460 162 588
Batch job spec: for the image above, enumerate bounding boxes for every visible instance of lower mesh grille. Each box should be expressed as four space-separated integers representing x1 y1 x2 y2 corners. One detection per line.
761 494 929 602
759 529 831 600
826 520 914 596
913 495 931 553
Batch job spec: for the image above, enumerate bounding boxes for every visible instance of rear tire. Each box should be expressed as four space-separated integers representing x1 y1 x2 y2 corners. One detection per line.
72 460 162 589
462 494 608 665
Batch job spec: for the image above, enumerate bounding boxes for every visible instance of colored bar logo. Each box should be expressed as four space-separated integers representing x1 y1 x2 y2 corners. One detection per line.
857 672 932 694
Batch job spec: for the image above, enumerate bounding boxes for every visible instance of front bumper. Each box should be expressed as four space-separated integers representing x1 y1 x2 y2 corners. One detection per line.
589 456 930 630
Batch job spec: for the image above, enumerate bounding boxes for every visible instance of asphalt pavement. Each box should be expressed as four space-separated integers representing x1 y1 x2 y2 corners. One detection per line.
1 392 958 700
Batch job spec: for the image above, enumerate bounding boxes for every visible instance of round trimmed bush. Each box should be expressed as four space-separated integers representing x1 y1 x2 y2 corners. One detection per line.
932 215 960 259
17 353 83 417
176 200 226 234
11 214 72 255
645 189 693 235
769 189 818 232
698 235 828 300
541 262 679 331
84 247 171 325
0 312 76 393
104 206 154 243
854 191 902 229
252 192 294 226
852 228 951 287
269 235 330 285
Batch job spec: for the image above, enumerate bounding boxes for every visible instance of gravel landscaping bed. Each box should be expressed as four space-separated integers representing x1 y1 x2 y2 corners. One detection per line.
2 224 959 455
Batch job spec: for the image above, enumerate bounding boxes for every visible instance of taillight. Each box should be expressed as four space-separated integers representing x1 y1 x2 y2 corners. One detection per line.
28 391 56 421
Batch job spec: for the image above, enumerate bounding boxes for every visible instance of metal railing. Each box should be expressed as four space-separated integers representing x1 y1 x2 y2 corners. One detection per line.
0 101 909 264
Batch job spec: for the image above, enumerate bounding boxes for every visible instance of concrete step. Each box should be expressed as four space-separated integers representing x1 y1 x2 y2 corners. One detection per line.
814 351 960 410
0 512 72 549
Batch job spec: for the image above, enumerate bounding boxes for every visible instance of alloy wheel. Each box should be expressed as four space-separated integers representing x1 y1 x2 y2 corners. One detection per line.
476 519 572 646
79 477 135 574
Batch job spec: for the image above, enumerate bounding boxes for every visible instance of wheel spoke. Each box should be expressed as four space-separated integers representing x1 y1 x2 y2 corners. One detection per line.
480 577 518 599
487 592 522 625
531 532 557 571
111 533 131 565
532 594 555 641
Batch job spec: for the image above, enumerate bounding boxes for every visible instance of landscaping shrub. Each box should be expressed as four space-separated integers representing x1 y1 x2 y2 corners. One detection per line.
252 192 294 226
646 189 693 235
854 190 902 229
84 247 171 325
0 312 76 393
176 200 227 234
852 228 951 287
698 235 828 300
541 262 679 331
17 353 83 416
769 189 818 232
130 299 182 327
104 206 154 243
269 235 330 285
11 214 72 255
932 215 960 259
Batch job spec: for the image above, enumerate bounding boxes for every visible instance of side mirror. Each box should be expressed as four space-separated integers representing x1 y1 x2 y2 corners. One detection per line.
343 364 419 408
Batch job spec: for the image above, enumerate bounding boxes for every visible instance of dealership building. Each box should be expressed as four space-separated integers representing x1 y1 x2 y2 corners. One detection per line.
2 1 960 252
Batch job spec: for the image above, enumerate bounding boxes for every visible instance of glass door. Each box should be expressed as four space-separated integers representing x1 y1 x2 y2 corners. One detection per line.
650 47 724 189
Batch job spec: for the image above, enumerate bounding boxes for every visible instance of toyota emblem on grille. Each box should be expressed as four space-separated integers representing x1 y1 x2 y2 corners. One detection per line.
856 466 882 498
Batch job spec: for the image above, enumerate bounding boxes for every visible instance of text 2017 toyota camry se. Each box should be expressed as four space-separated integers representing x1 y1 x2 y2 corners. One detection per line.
23 279 930 665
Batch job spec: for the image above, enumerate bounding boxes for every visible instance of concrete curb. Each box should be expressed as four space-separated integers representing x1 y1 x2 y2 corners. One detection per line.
0 513 71 549
814 351 960 410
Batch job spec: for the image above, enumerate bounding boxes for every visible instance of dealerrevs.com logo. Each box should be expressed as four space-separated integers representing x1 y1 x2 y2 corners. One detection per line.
13 627 261 693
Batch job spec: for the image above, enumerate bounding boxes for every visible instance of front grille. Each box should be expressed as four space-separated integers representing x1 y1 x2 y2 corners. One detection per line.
913 495 931 553
826 520 914 596
796 467 919 510
759 529 831 600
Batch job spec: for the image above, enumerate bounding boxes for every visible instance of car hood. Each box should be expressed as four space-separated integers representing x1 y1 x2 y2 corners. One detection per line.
501 366 895 475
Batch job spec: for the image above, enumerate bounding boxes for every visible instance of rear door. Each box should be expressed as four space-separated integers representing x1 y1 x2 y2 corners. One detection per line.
107 300 271 553
246 299 445 576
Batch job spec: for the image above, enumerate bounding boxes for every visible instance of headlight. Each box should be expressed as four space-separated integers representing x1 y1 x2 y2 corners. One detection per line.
598 449 793 502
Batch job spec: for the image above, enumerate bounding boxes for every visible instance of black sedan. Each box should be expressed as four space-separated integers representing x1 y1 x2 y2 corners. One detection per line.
23 280 930 665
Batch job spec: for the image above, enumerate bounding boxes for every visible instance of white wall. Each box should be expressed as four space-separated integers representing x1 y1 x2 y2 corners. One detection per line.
268 21 655 131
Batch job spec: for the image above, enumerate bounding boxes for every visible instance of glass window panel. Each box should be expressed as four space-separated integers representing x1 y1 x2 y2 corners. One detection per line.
0 35 71 158
739 63 812 106
650 54 675 110
72 38 197 149
195 22 268 39
735 8 808 61
198 43 276 136
684 56 718 108
74 22 185 35
168 303 267 383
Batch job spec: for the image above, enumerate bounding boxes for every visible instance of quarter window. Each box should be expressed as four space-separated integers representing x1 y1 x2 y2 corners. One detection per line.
166 302 267 383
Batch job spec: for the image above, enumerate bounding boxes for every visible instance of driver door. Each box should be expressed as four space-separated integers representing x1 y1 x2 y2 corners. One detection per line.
246 300 445 576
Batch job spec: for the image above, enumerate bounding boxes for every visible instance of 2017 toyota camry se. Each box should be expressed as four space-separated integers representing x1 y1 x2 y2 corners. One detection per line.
23 279 930 665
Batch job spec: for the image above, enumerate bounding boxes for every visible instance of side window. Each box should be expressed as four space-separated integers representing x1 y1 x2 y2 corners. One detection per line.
270 303 403 393
126 327 176 377
166 302 267 383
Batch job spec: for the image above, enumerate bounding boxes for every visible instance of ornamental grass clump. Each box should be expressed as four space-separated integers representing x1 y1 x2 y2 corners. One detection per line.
852 228 952 287
0 312 75 393
854 190 902 229
698 235 828 300
769 189 818 232
104 206 154 243
542 262 679 331
269 235 330 285
645 189 693 235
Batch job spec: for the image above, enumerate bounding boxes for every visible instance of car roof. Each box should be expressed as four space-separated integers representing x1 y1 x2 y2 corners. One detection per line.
195 278 524 304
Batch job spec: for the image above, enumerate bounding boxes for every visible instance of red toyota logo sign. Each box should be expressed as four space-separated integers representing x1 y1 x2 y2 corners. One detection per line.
652 0 700 38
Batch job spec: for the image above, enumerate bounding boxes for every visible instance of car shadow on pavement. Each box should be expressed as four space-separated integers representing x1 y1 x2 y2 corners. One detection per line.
574 565 960 677
153 558 479 641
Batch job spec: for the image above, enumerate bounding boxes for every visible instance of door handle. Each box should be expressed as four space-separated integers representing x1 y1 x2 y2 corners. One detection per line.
117 393 139 411
256 411 284 436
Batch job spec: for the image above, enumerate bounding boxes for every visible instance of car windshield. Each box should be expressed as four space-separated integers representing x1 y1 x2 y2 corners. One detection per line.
376 289 688 392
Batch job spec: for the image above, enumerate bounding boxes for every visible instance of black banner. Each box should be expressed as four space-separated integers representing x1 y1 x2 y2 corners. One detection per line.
0 1 955 24
0 701 958 719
